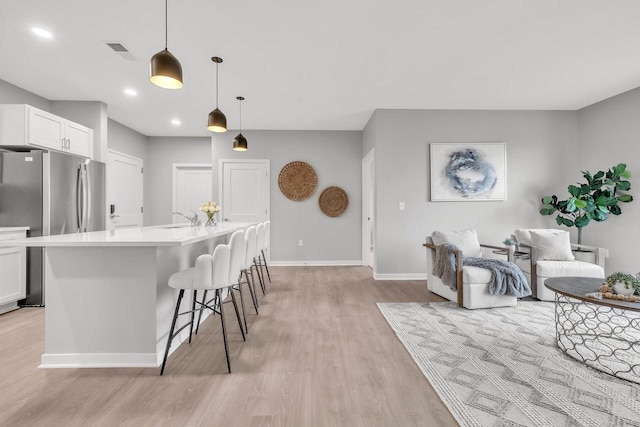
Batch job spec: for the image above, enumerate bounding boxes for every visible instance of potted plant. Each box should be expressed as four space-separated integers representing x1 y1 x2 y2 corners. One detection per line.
602 272 640 296
502 237 517 251
539 164 633 244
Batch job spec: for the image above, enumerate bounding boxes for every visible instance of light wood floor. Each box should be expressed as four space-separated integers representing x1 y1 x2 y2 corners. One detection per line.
0 266 456 427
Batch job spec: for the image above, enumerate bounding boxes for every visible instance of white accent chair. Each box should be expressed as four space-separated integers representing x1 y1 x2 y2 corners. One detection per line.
512 229 606 301
424 230 519 309
160 244 244 375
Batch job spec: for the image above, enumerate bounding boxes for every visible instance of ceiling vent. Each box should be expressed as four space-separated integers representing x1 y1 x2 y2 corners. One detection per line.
106 42 137 61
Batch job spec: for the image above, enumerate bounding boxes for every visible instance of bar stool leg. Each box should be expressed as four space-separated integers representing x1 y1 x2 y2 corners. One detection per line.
229 288 246 341
188 290 197 344
195 290 208 335
245 269 259 312
254 261 266 295
236 273 248 333
250 266 263 302
217 289 231 373
160 289 184 376
258 259 267 290
261 249 271 283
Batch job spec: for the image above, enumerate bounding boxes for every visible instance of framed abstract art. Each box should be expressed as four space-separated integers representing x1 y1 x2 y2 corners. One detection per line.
429 142 507 201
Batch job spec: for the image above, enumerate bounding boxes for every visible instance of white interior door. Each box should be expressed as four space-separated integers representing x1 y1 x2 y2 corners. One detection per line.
220 160 270 223
173 164 213 223
107 150 143 230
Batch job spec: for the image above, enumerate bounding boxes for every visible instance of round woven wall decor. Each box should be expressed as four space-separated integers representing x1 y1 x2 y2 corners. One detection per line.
319 186 349 217
278 161 318 201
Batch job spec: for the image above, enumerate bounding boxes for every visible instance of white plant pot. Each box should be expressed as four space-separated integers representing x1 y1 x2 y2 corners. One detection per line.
612 282 635 296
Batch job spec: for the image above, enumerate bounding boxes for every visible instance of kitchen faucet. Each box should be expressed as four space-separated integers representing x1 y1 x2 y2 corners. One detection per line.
172 211 202 227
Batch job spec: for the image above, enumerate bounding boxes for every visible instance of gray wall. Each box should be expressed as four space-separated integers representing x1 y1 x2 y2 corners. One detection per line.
367 109 578 276
212 130 362 263
108 119 148 161
0 79 50 111
577 87 640 274
144 137 211 226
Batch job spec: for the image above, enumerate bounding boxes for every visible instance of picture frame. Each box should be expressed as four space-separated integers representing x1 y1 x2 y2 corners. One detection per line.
429 142 507 201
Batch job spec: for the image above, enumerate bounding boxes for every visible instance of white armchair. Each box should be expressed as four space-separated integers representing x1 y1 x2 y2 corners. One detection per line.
424 229 519 309
512 229 606 301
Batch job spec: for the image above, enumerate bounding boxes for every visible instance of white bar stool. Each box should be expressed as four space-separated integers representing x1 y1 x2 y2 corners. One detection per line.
197 230 257 334
255 223 267 293
261 220 272 283
160 244 244 375
243 226 263 304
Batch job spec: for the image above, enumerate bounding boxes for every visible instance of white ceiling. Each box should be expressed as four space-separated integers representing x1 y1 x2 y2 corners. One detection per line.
1 1 640 137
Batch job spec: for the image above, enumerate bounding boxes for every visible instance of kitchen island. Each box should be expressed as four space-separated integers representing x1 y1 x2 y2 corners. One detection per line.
0 222 254 368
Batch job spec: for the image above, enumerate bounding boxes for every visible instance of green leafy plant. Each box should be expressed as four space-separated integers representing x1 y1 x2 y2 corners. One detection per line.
540 163 633 244
502 238 517 246
605 272 640 295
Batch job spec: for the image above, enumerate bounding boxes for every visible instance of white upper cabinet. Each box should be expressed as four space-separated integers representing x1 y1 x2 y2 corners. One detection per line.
0 104 94 159
63 120 92 158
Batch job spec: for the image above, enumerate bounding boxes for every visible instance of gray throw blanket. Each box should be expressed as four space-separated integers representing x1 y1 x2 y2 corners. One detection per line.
433 243 531 297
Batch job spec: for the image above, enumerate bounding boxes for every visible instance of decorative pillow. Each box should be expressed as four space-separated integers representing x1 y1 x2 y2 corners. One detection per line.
530 230 574 261
514 228 565 247
432 229 482 257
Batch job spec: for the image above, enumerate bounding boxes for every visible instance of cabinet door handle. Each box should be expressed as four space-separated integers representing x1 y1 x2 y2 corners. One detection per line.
61 138 66 150
66 138 71 150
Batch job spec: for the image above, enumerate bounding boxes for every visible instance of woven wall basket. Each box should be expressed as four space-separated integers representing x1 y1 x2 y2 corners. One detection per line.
278 161 318 201
319 186 349 217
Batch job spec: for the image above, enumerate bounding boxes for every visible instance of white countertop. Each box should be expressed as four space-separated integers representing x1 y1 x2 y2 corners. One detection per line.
0 222 254 247
0 226 30 232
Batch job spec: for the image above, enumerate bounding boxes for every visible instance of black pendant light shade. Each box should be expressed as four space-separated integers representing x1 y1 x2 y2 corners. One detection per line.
150 0 183 89
233 133 248 151
206 56 227 132
207 108 227 133
150 49 183 89
233 96 247 151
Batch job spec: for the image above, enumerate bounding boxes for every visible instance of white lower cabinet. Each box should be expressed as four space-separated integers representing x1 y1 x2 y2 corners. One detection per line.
0 229 27 315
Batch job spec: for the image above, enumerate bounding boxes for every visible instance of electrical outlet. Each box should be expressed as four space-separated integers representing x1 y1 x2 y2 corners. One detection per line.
298 239 304 247
399 202 405 211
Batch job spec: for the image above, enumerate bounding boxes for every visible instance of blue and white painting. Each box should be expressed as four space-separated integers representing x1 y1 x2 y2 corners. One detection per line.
430 143 506 201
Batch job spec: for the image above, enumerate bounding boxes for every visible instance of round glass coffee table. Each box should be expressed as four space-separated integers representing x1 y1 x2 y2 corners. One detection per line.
545 276 640 384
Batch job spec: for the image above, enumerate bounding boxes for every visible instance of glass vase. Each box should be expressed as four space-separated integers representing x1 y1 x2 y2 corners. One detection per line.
205 212 217 227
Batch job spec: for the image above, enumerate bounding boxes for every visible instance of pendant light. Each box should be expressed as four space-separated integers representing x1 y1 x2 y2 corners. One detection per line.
207 57 227 132
233 96 248 151
150 0 183 89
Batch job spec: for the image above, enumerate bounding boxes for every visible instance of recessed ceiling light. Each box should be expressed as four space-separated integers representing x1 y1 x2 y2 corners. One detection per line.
171 118 182 126
31 27 53 39
124 88 137 97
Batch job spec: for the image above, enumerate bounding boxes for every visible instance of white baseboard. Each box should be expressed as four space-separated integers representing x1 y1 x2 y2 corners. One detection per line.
373 273 428 281
40 352 158 369
0 302 19 315
270 260 362 267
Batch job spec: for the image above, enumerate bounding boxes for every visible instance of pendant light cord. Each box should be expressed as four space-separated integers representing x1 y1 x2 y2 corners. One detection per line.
164 0 168 49
216 62 219 108
239 99 242 132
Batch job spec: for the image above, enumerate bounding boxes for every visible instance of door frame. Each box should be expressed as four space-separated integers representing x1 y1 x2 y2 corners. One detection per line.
362 149 375 268
172 163 213 222
106 149 144 229
218 159 270 222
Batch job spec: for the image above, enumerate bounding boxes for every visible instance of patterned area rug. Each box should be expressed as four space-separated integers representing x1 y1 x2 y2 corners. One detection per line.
378 302 640 427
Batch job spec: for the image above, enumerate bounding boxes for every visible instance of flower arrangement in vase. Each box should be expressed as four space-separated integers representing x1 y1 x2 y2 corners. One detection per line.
200 201 221 227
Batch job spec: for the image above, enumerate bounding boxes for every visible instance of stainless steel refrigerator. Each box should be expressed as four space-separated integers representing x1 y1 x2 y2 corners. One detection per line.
0 150 105 306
